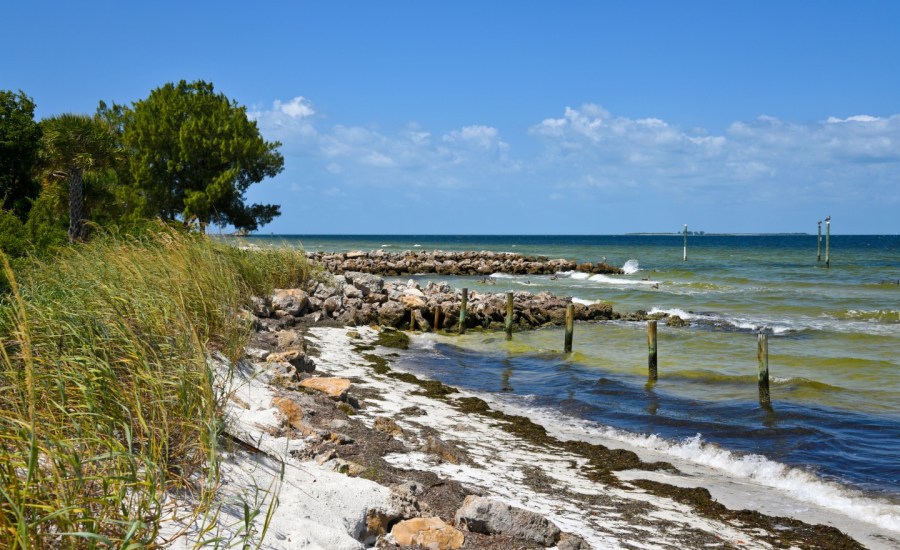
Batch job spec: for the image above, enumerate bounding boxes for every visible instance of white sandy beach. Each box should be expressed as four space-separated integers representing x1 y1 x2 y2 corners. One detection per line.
158 325 899 549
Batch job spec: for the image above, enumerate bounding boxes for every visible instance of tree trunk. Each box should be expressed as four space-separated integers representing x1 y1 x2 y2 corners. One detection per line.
68 167 85 243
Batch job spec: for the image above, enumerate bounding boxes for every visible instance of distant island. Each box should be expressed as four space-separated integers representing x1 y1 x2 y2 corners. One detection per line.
625 232 810 236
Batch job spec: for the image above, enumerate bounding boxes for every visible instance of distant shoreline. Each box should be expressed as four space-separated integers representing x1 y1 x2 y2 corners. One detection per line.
624 232 811 236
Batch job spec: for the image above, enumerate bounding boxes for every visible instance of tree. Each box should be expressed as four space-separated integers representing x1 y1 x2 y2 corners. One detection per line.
0 90 42 221
40 114 119 242
124 80 283 232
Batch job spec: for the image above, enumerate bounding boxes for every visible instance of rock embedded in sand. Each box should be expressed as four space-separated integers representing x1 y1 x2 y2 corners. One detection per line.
373 416 404 437
454 495 561 546
300 376 351 399
390 517 465 549
266 349 316 373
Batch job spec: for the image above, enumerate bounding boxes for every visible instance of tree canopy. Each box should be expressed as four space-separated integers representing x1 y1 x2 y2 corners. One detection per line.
124 80 283 231
40 113 120 242
0 90 42 221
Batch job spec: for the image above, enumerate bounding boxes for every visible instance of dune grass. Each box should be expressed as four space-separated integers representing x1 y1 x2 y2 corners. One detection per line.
0 227 313 548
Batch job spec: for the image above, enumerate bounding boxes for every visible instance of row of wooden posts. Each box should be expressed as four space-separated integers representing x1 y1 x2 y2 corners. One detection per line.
416 288 773 407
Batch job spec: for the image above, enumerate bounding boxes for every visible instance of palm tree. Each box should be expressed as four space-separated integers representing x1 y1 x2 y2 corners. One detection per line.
40 114 118 243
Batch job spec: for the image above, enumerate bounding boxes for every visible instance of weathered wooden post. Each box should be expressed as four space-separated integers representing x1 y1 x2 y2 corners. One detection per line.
408 309 416 331
825 216 831 269
505 291 514 340
817 220 822 262
683 224 688 261
458 288 468 334
564 303 574 352
757 333 771 406
647 320 658 381
433 305 441 332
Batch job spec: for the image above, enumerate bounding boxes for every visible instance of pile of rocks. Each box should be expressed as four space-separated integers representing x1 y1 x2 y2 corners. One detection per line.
252 271 617 333
307 250 623 277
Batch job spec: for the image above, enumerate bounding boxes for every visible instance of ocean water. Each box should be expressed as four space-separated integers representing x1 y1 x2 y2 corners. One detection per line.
244 234 900 531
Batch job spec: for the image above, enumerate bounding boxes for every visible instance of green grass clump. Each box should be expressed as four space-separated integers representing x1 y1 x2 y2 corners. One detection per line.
0 226 312 548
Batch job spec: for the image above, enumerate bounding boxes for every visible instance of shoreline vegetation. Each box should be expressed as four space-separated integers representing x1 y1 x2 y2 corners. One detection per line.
0 228 314 547
0 233 876 548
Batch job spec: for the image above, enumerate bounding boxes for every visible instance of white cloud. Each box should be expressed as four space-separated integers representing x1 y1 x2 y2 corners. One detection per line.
249 96 900 222
275 97 315 118
826 115 880 124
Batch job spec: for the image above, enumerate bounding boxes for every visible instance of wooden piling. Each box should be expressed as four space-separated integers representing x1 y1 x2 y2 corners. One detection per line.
458 287 468 334
683 224 688 261
817 221 822 262
825 217 831 269
433 305 441 332
647 320 658 381
505 291 514 340
409 310 415 331
757 333 771 406
564 303 574 352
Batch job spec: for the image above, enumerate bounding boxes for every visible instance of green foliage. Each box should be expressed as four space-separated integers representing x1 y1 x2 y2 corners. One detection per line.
0 209 27 258
0 226 313 547
40 113 121 242
0 90 42 221
22 190 68 253
124 80 284 231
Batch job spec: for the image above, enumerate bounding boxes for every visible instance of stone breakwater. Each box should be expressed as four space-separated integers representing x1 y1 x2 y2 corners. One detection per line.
306 250 624 277
251 271 617 333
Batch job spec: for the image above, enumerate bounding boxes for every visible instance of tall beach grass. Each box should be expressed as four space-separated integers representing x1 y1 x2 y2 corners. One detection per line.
0 226 313 548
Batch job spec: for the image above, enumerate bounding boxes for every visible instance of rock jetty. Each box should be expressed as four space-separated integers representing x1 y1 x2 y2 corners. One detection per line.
252 271 616 333
306 250 623 277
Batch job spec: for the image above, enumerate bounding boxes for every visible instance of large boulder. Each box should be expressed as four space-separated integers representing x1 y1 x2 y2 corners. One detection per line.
345 271 384 296
271 289 309 317
454 495 560 546
378 301 406 327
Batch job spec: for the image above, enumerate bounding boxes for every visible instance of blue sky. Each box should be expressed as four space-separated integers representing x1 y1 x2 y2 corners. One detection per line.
4 1 899 234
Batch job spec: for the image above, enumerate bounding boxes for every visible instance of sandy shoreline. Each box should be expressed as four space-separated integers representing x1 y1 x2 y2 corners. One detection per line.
158 320 898 549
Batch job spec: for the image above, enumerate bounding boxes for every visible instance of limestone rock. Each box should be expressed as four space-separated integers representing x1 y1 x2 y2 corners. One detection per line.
250 296 271 318
271 289 309 316
267 350 315 373
391 517 464 549
373 416 403 437
300 377 351 399
378 301 406 327
424 435 466 465
558 533 591 549
399 294 426 309
666 314 689 327
454 495 561 546
345 271 385 296
390 480 431 518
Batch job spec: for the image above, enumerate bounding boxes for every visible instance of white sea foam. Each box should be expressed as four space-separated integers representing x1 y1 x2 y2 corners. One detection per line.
572 297 600 306
489 272 515 279
588 273 658 286
489 397 900 535
622 259 640 275
648 307 795 334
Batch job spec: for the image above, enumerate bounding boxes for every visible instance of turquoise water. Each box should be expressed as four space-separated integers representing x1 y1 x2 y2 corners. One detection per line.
244 234 900 523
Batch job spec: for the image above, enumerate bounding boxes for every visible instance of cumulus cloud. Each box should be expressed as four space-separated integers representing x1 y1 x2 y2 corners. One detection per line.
275 97 315 118
530 104 900 205
249 95 900 229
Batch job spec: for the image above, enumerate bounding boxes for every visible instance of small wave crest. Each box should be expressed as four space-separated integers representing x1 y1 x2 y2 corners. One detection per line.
829 309 900 324
622 259 640 275
503 402 900 533
648 307 796 334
